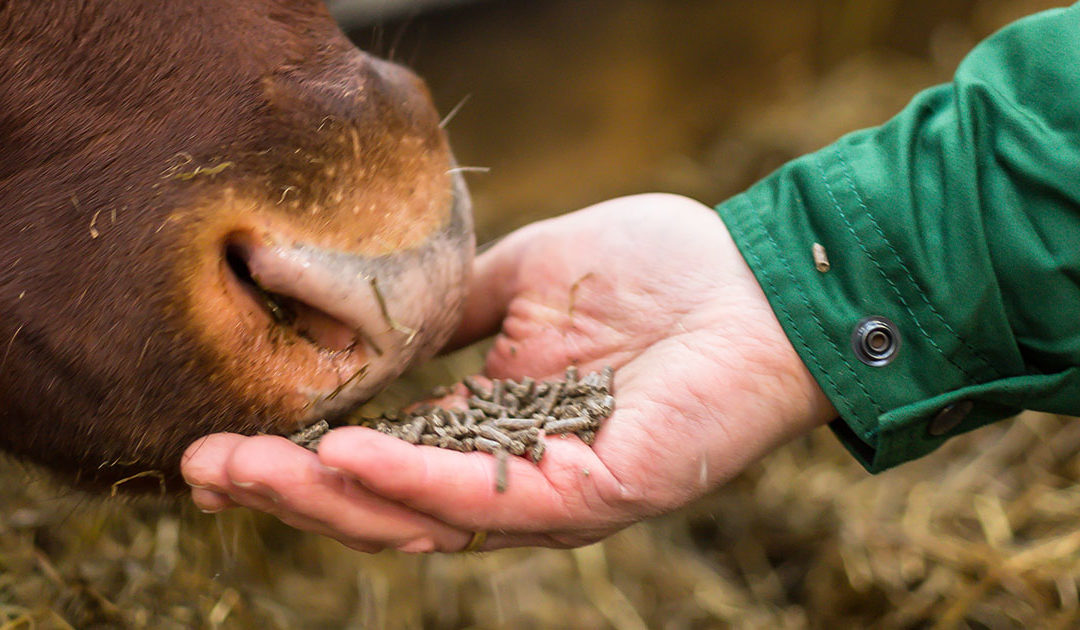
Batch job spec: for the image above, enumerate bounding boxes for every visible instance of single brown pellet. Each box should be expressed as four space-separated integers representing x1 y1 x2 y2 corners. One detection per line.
437 436 469 451
544 416 593 434
447 412 470 437
529 439 546 463
813 242 831 273
558 402 585 418
463 376 491 400
502 391 521 413
506 427 541 443
477 424 515 449
601 366 614 391
494 417 543 431
288 419 329 446
495 449 509 493
401 417 427 443
473 436 501 454
583 395 615 419
469 397 505 417
540 382 563 416
513 377 535 400
565 365 579 389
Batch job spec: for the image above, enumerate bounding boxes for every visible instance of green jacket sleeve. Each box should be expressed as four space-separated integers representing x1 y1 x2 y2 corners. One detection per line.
715 4 1080 472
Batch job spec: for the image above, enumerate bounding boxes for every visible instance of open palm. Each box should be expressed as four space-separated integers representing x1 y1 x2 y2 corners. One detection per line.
182 194 834 552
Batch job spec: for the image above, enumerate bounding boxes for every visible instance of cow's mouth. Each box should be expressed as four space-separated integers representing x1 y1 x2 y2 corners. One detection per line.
222 237 361 354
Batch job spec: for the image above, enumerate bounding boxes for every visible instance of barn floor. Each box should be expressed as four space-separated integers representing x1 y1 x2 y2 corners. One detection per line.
1 1 1077 628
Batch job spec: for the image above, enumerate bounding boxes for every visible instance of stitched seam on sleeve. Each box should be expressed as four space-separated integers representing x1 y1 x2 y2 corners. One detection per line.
816 153 954 371
816 151 980 384
834 148 1003 380
738 194 885 420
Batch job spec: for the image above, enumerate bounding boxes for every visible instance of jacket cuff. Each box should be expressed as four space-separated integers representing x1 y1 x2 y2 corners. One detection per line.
715 142 1018 472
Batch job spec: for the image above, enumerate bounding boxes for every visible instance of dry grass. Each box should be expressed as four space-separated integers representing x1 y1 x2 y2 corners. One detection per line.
2 0 1077 628
3 409 1080 629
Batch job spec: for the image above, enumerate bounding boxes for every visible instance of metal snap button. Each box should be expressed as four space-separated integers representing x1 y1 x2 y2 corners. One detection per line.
851 316 900 366
928 400 974 436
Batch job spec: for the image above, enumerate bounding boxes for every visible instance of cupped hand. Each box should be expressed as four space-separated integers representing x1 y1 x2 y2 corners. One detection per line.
181 194 836 552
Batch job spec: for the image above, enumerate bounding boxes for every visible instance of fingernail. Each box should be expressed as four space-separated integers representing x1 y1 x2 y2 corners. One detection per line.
200 505 227 514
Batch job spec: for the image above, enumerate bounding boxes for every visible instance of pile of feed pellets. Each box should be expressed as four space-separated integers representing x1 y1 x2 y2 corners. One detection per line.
289 366 615 492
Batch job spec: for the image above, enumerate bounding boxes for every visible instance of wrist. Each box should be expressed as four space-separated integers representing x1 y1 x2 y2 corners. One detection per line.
695 218 837 481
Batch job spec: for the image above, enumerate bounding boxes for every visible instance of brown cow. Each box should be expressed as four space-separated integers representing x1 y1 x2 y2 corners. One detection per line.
0 1 473 490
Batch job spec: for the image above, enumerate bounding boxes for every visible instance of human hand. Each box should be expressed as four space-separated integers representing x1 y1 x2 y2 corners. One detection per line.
181 194 836 552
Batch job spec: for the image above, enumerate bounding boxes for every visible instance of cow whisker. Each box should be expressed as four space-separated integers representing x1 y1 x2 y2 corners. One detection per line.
446 166 490 175
439 94 471 129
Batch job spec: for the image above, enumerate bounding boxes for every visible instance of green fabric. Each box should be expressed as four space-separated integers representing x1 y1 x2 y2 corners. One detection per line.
715 4 1080 472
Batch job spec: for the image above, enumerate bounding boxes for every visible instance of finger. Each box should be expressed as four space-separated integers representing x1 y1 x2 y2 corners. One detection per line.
209 480 359 548
183 433 473 552
317 426 621 533
190 487 237 513
181 433 248 489
442 230 528 352
183 434 333 532
222 435 472 553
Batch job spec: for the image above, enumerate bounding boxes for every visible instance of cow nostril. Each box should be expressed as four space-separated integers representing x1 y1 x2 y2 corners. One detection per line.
221 237 358 352
223 241 296 327
224 241 254 287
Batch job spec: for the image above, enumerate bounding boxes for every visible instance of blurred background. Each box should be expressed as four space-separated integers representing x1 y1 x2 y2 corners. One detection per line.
1 1 1076 628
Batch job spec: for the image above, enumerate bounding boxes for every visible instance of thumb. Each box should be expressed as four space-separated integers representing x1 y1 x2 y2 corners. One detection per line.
442 233 527 352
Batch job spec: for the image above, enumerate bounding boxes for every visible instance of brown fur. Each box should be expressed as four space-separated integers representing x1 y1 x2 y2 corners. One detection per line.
0 1 463 491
